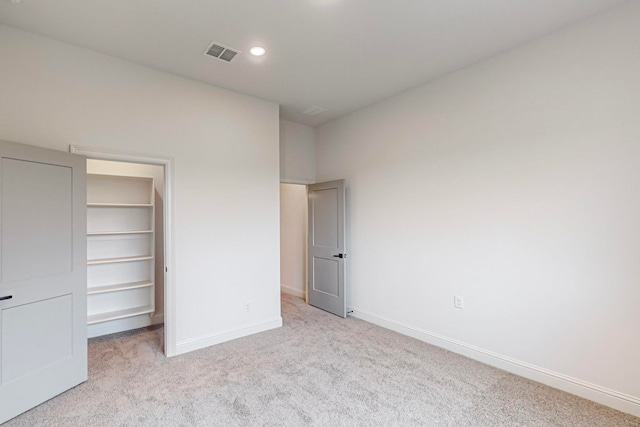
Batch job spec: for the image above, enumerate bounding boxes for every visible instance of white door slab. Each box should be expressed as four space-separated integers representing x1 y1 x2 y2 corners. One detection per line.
0 140 87 424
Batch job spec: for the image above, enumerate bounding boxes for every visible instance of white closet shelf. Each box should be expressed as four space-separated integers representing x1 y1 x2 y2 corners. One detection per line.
86 172 155 334
87 230 153 236
87 255 153 265
88 203 153 207
88 281 154 295
87 306 154 325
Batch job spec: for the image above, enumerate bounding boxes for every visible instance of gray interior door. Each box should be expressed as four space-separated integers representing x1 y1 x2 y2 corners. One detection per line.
0 140 87 424
307 180 346 318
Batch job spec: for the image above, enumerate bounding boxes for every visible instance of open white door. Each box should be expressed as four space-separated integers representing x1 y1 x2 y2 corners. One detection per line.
307 180 346 318
0 140 87 423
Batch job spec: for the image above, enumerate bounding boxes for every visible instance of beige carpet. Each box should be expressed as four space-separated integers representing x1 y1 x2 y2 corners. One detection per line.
6 294 640 426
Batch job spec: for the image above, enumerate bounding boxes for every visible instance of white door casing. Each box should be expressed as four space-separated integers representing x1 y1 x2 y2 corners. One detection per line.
307 180 346 318
70 145 176 357
0 140 87 423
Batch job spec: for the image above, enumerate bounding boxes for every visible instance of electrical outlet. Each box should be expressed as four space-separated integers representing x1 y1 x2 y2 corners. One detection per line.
245 301 251 312
454 295 464 309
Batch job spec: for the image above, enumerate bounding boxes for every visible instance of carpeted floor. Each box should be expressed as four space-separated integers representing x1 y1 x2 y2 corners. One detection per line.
6 294 640 426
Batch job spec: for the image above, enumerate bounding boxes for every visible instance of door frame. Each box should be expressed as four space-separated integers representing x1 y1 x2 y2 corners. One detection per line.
70 145 177 356
280 179 347 311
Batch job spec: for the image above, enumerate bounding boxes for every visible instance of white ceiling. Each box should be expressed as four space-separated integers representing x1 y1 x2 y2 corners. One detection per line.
0 0 628 126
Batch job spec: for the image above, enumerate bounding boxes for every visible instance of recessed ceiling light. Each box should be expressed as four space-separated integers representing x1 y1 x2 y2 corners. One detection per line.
250 46 266 57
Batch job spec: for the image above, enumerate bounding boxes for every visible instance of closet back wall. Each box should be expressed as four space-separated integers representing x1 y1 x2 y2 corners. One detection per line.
0 24 281 355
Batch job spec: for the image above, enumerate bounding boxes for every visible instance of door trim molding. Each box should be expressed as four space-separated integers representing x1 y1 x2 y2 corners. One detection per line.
69 145 177 357
280 178 315 185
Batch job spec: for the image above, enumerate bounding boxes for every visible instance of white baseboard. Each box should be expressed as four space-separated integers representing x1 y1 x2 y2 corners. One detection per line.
280 284 306 299
88 312 164 339
151 313 164 325
175 317 283 356
348 306 640 418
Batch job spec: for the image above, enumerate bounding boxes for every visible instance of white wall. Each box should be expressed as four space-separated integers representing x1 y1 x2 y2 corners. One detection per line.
280 184 307 298
0 25 282 355
280 120 316 184
316 2 640 416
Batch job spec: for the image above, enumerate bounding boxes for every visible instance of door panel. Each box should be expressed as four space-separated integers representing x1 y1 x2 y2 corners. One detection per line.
312 257 339 296
1 159 73 282
0 140 87 424
311 188 339 248
307 180 346 317
2 294 73 383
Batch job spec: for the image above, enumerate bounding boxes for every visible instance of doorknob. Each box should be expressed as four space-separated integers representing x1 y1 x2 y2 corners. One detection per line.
0 295 12 301
333 254 345 258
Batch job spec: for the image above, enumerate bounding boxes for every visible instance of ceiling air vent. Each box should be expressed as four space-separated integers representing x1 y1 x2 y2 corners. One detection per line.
302 106 328 116
204 42 241 62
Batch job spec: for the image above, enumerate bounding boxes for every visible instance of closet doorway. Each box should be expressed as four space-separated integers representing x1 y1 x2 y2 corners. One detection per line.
86 159 164 336
71 146 175 357
280 183 308 301
280 180 347 316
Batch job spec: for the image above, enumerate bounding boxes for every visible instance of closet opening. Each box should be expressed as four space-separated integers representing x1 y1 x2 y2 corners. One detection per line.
280 183 309 302
86 159 164 338
70 145 175 357
280 179 347 317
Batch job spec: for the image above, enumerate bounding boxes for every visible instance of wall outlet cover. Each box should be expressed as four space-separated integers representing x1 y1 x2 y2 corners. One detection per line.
454 295 464 309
